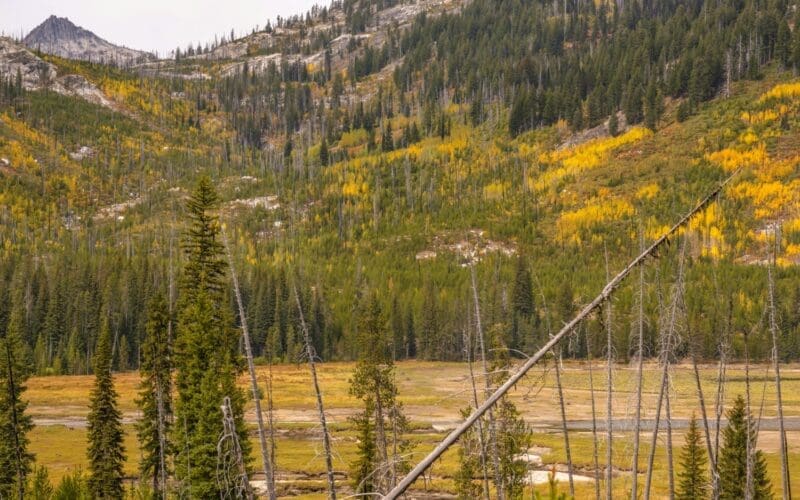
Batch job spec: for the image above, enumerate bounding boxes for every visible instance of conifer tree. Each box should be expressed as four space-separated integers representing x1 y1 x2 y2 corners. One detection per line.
136 293 172 498
419 282 438 359
319 136 329 166
405 307 416 359
174 177 249 497
349 293 409 495
511 257 536 350
718 395 772 500
677 414 709 500
0 293 34 500
488 324 531 499
608 111 619 137
87 315 125 500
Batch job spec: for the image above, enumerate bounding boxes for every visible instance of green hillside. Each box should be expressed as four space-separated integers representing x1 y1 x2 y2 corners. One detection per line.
0 0 799 375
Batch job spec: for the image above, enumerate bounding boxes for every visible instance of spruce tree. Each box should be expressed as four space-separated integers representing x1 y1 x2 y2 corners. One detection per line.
608 111 619 137
136 293 172 497
488 324 532 499
87 315 125 500
0 294 34 500
718 395 773 500
319 136 329 166
349 293 409 495
677 414 709 500
174 177 249 497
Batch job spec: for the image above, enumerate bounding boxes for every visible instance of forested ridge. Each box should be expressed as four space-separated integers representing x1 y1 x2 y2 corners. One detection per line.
0 0 799 373
1 0 800 495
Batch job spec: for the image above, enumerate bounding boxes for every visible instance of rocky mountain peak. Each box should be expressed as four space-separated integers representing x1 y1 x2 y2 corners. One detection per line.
23 15 152 65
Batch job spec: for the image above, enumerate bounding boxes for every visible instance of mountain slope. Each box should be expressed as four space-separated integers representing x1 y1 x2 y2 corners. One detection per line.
23 15 152 65
0 0 799 377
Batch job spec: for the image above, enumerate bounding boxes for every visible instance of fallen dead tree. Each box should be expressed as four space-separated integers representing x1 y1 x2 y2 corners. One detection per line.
384 170 740 499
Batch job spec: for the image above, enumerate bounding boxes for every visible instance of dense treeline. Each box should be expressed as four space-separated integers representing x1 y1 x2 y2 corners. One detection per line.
1 236 799 376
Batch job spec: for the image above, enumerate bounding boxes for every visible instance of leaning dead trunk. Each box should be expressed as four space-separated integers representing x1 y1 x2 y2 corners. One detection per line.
464 309 491 500
554 346 575 497
630 248 645 500
645 245 685 500
222 230 276 500
586 324 602 500
470 266 504 500
767 247 791 500
603 250 613 500
294 285 337 499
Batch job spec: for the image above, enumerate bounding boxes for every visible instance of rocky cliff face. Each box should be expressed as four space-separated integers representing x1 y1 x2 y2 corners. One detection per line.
23 15 152 65
0 37 114 108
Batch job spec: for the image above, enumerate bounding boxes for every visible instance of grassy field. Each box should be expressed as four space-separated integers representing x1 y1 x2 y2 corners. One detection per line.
27 360 800 497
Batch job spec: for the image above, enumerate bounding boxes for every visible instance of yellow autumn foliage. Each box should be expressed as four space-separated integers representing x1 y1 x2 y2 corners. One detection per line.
758 82 800 102
636 183 660 200
534 127 652 191
705 143 767 172
730 180 800 219
556 198 634 243
483 181 510 200
740 109 780 125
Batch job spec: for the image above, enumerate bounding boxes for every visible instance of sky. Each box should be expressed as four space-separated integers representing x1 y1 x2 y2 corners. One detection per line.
0 0 321 56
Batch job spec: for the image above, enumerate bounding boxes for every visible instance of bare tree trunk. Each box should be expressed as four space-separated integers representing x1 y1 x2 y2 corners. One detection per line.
470 266 504 500
375 387 389 492
604 250 613 500
587 325 602 500
744 329 754 500
665 381 675 500
645 245 685 500
222 230 276 500
631 247 645 500
554 346 575 497
713 291 732 500
691 351 718 498
464 313 491 500
535 270 575 498
293 286 337 499
767 244 791 500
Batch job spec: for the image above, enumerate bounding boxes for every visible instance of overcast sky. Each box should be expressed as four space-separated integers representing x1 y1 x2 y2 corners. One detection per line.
0 0 321 56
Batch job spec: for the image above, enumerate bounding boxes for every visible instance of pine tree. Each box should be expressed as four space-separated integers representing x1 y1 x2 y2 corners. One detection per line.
405 307 416 359
174 177 249 498
87 315 125 500
488 324 532 499
419 282 438 359
319 137 329 166
454 407 485 499
136 293 172 498
0 293 34 500
677 414 709 500
511 257 536 352
608 111 619 137
718 395 773 500
511 257 534 318
349 294 409 495
382 121 394 152
26 466 53 500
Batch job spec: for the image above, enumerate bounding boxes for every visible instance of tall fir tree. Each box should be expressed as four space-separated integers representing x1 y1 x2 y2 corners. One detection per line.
87 315 125 500
677 414 709 500
0 289 34 500
136 292 173 498
718 395 773 500
349 293 409 495
174 177 249 497
511 257 536 351
488 323 532 499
